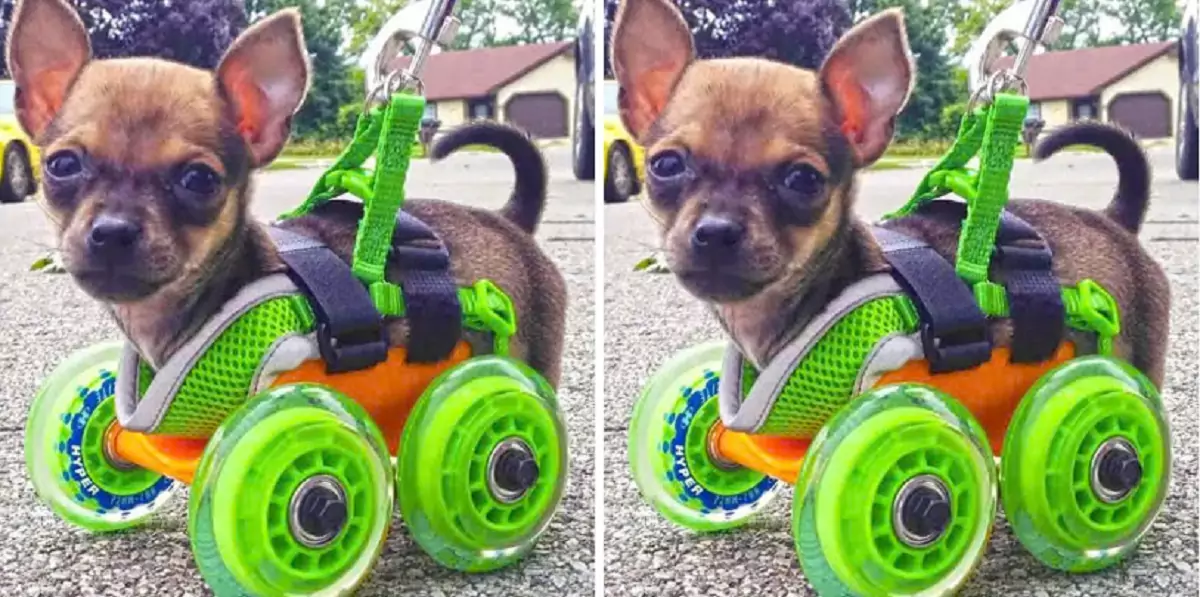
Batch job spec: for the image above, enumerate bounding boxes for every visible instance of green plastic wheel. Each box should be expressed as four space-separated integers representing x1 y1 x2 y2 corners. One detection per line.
1001 355 1170 572
189 383 393 596
397 355 567 572
794 384 996 596
25 339 176 532
628 341 780 532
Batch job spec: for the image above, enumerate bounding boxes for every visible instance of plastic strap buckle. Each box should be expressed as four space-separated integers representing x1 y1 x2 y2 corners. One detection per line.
316 321 390 374
920 321 993 374
462 280 517 356
1071 279 1121 338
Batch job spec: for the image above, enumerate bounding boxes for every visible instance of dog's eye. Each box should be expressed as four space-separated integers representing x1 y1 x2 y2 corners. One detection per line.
778 163 824 198
174 164 221 198
649 150 687 179
46 151 83 179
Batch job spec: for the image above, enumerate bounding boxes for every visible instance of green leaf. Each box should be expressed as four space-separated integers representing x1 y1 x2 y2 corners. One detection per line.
30 252 66 274
29 256 52 271
633 253 671 274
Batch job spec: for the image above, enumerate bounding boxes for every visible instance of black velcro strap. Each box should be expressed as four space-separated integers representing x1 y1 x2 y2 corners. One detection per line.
995 211 1064 363
391 212 462 363
269 226 388 373
874 226 992 373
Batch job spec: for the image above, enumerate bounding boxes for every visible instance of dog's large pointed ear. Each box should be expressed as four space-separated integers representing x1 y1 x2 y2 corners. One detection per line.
819 9 914 166
6 0 92 140
611 0 694 140
217 9 311 167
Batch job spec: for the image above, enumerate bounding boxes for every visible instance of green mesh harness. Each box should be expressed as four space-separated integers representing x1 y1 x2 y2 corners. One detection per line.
717 94 1123 439
740 294 920 437
114 91 519 438
115 276 320 437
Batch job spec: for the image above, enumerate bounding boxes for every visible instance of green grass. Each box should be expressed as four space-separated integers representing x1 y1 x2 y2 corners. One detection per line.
265 158 307 171
884 139 1035 160
279 135 565 162
868 159 912 171
280 139 347 159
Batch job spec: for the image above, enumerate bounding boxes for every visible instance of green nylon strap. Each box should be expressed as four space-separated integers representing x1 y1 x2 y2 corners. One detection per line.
885 93 1029 284
368 279 518 355
281 108 384 219
352 93 425 287
885 110 986 218
955 93 1028 283
971 278 1120 355
274 92 520 356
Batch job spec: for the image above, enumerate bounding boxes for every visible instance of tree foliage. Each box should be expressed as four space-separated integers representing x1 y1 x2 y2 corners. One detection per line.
455 0 578 49
1097 0 1179 45
346 0 410 56
0 0 247 76
947 0 1180 56
498 0 578 45
453 0 502 49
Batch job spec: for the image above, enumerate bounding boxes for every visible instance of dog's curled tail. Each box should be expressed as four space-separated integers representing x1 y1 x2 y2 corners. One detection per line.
1033 121 1151 234
430 121 548 234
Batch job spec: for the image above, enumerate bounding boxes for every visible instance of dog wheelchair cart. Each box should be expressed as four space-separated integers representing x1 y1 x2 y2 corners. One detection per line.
24 2 568 595
628 2 1170 595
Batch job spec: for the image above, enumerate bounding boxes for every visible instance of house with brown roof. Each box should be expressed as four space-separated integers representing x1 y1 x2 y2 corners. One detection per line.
999 42 1180 140
390 41 575 139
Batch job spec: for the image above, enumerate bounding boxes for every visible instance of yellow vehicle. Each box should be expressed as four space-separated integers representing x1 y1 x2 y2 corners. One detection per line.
0 79 39 203
602 79 645 203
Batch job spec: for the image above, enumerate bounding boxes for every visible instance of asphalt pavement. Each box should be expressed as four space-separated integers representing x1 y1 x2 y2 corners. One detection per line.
0 146 595 596
602 147 1199 597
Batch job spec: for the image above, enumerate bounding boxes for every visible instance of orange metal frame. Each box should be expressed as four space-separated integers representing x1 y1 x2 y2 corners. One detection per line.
105 342 473 485
710 343 1078 485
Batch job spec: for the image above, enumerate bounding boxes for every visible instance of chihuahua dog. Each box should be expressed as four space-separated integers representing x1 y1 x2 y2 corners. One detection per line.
611 0 1168 384
8 0 566 384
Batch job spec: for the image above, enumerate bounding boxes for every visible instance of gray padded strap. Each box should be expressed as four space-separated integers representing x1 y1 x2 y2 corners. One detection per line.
717 275 905 433
114 274 302 432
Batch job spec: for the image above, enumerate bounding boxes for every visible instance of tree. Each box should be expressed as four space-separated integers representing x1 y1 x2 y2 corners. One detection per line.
245 0 357 140
453 0 577 49
498 0 578 45
602 0 850 77
1097 0 1179 45
453 0 501 49
946 0 1014 59
0 0 247 77
946 0 1104 53
346 0 410 57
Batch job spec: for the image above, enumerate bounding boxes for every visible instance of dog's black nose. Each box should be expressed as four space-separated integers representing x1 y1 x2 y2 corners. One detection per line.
88 215 142 255
691 216 745 252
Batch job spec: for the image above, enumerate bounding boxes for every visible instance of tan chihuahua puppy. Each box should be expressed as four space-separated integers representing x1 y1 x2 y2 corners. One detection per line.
612 0 1168 383
9 0 566 383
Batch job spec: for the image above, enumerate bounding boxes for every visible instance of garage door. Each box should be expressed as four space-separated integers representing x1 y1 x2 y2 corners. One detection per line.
505 92 568 139
1108 92 1171 139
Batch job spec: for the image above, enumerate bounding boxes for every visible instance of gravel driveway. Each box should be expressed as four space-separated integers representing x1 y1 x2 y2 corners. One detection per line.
602 147 1199 597
0 146 595 596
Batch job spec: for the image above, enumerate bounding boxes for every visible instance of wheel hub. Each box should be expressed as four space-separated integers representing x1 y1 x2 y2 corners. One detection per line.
705 422 740 471
488 438 539 503
289 475 348 548
893 475 952 547
101 421 137 472
1091 437 1142 503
